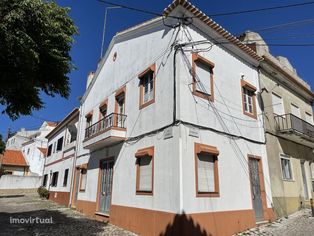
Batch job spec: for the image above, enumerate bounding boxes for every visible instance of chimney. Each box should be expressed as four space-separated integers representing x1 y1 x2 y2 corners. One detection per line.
86 71 95 89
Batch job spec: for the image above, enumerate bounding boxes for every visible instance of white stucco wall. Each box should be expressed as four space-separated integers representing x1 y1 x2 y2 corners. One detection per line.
0 175 42 189
75 16 273 216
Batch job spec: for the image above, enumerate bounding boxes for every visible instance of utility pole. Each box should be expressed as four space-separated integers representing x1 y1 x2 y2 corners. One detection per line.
100 6 121 59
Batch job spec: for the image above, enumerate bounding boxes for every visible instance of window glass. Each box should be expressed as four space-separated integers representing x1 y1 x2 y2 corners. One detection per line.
63 169 69 187
272 93 284 115
197 154 215 192
138 156 153 192
280 155 292 180
195 61 211 95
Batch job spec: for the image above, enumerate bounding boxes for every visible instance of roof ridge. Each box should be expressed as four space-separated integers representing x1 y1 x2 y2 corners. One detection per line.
163 0 263 62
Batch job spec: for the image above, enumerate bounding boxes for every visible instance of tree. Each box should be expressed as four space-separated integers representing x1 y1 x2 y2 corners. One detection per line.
0 134 5 154
0 0 78 119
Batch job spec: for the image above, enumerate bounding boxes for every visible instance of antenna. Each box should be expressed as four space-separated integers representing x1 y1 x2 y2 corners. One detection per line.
100 6 122 59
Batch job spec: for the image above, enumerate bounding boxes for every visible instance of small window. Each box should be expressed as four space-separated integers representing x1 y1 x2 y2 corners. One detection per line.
192 54 214 101
272 93 284 115
47 144 52 157
51 172 59 187
195 143 220 197
79 169 87 191
241 80 257 119
27 148 30 155
63 169 69 187
56 137 63 152
43 174 48 187
139 65 155 109
135 147 154 195
280 155 293 180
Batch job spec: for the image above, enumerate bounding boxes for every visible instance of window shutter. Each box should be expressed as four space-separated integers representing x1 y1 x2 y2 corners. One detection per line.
306 113 313 124
195 61 211 95
197 154 215 192
139 156 153 192
272 93 284 115
291 104 300 117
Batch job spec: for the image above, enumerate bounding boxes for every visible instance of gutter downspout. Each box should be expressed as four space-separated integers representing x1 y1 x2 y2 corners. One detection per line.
68 105 83 208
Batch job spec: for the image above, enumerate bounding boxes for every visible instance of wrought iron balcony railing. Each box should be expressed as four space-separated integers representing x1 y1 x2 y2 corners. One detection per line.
84 113 127 139
274 113 314 139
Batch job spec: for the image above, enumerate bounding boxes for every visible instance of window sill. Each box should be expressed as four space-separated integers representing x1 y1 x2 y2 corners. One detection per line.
243 111 257 120
192 90 213 102
282 178 294 182
139 98 155 110
136 191 153 196
196 192 220 197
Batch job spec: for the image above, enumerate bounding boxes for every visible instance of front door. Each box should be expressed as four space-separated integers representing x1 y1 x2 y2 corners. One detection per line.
249 158 264 222
301 160 309 200
71 168 80 208
98 159 114 214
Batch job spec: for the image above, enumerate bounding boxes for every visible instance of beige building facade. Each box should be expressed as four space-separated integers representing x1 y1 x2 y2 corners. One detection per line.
241 32 314 218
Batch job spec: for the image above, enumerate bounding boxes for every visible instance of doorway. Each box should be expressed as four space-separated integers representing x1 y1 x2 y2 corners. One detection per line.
300 160 309 200
98 159 114 214
249 157 265 222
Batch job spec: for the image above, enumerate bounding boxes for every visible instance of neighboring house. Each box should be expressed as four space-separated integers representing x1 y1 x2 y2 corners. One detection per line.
0 150 29 176
43 108 79 206
21 122 57 176
72 1 274 235
6 128 38 150
240 32 314 218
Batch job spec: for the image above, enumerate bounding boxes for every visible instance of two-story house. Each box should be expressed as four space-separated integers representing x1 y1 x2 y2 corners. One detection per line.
72 1 274 235
6 122 56 176
43 108 79 206
240 31 314 218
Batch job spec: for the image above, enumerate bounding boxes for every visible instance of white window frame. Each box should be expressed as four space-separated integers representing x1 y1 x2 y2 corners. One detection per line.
280 154 293 181
243 87 254 114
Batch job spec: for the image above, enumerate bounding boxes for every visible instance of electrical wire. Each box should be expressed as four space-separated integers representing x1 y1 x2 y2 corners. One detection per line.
207 1 314 17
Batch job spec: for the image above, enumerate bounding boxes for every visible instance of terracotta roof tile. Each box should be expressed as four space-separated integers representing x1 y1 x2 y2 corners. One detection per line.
0 150 28 167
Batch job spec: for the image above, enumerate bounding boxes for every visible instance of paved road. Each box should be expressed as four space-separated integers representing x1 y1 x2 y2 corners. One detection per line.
0 194 136 236
236 209 314 236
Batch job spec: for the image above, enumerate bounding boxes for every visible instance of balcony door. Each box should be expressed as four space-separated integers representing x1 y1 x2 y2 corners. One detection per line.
116 94 125 127
98 159 114 215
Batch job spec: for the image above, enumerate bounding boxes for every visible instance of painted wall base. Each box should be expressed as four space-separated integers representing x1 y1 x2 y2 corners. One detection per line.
48 191 70 207
273 196 312 218
110 205 275 236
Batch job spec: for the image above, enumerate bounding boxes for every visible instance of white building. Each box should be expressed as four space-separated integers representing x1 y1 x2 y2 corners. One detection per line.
6 122 57 176
21 122 57 175
43 108 79 206
71 1 274 235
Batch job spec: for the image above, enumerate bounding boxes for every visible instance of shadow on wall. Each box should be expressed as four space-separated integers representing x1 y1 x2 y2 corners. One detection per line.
160 212 211 236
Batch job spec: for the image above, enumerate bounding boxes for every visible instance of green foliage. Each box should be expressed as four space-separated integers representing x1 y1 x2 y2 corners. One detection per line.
0 0 78 119
0 134 5 154
37 186 49 199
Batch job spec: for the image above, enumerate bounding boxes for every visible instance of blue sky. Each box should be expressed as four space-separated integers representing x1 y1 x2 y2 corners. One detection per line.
1 0 314 138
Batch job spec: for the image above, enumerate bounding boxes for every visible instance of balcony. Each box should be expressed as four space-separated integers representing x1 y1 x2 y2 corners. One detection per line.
274 113 314 147
83 113 127 150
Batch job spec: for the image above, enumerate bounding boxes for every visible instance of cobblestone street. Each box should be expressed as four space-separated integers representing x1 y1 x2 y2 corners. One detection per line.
0 194 136 236
235 209 314 236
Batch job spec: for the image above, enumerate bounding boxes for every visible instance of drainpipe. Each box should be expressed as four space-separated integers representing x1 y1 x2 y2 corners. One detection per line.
69 104 83 208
